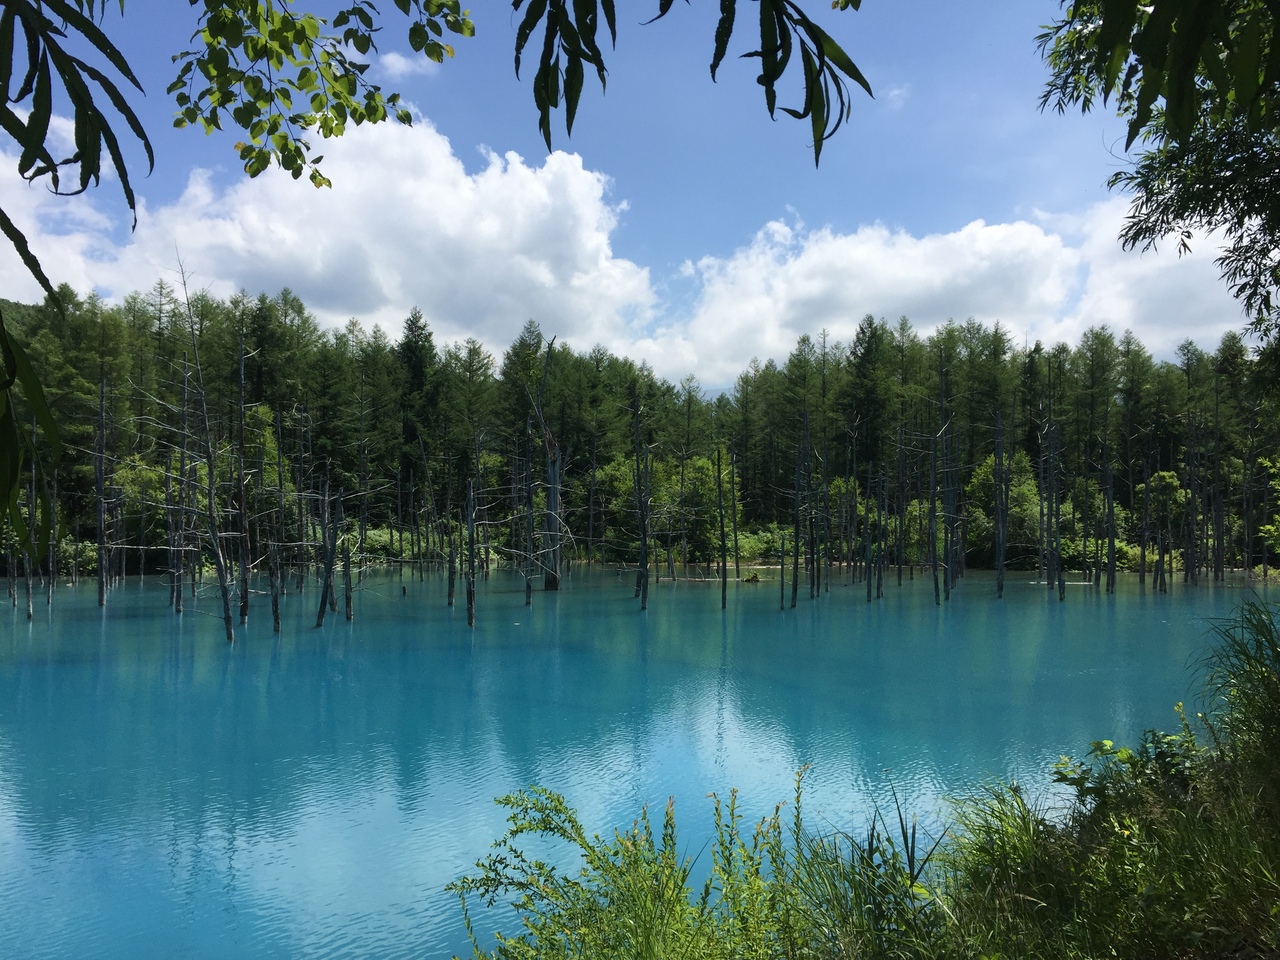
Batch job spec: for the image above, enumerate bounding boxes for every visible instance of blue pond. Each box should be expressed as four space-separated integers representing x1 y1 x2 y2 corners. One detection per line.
0 568 1266 958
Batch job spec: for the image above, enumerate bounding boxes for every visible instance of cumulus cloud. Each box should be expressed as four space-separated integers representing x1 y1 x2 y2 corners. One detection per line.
634 216 1079 386
883 85 911 111
0 120 1249 390
629 204 1246 387
0 119 655 355
1044 197 1248 357
377 51 440 79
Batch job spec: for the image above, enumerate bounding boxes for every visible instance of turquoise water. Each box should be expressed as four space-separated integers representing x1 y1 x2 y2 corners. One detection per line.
0 569 1266 958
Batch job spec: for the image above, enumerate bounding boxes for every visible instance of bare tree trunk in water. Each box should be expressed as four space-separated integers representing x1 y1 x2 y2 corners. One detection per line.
5 524 15 608
340 496 353 622
24 461 36 620
632 403 650 610
730 450 740 580
466 480 476 627
544 437 563 591
236 333 250 624
791 440 801 610
447 518 457 607
47 475 57 607
1105 453 1117 594
180 275 235 643
929 426 940 607
525 417 535 606
315 485 341 628
866 458 875 604
897 425 906 588
271 411 285 633
876 477 886 600
96 375 107 608
175 375 189 614
779 532 785 611
995 412 1007 600
716 445 727 610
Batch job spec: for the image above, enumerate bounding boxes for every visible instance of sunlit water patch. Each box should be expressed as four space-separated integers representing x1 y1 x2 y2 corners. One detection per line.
0 568 1266 957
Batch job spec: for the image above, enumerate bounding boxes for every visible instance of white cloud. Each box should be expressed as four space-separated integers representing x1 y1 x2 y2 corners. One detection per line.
378 51 439 80
0 123 1249 390
634 216 1080 386
1045 197 1249 357
0 119 655 355
883 84 911 111
628 204 1246 387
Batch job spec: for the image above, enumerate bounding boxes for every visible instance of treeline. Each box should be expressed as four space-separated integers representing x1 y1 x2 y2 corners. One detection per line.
3 280 1279 629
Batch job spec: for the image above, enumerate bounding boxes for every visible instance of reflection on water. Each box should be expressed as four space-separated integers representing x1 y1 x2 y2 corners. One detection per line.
0 569 1264 957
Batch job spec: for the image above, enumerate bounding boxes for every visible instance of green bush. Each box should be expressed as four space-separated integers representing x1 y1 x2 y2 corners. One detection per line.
455 600 1280 960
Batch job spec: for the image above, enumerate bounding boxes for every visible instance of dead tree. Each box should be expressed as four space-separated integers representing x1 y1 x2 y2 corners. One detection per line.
994 412 1008 599
179 274 234 642
466 479 477 627
632 400 650 610
315 485 341 628
716 444 728 609
96 375 108 607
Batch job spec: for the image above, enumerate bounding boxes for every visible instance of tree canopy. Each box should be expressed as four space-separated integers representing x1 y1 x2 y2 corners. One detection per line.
0 0 872 551
1040 0 1280 340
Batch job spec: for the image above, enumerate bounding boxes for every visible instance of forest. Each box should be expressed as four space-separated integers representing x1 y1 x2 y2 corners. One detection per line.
3 279 1279 638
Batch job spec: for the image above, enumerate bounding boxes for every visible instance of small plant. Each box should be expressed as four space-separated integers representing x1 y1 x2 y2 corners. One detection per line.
453 600 1280 960
448 786 709 960
1206 599 1280 818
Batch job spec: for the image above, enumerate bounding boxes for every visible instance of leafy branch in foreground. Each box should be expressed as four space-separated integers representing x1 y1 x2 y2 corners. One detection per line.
512 0 873 164
0 0 141 541
1108 113 1280 337
0 0 152 295
1039 1 1280 339
170 0 475 188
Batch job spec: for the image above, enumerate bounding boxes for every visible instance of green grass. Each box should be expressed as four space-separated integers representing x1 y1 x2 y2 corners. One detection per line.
451 600 1280 960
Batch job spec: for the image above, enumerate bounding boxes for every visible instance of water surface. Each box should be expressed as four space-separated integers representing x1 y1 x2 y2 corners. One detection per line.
0 569 1265 958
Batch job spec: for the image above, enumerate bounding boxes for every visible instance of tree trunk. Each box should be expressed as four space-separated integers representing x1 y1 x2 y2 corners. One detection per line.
466 479 476 627
791 439 801 610
995 412 1007 599
716 445 727 610
342 510 353 622
178 277 235 642
525 418 535 605
779 531 785 611
544 438 562 591
96 375 107 608
929 425 940 607
447 520 457 607
730 450 740 580
315 485 341 628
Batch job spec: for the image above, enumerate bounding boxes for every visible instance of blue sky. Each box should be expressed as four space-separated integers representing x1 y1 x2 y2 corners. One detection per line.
0 1 1249 388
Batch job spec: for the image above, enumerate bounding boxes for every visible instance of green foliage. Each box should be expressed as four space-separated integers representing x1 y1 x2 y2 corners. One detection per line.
1039 1 1278 151
54 537 96 576
451 769 944 960
7 276 1280 578
965 451 1041 568
1040 4 1280 337
171 0 473 186
0 1 874 549
734 523 783 563
358 526 401 561
1207 600 1280 817
457 601 1280 960
510 0 871 163
0 0 152 298
450 786 709 960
